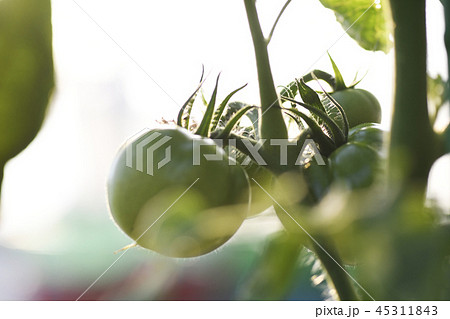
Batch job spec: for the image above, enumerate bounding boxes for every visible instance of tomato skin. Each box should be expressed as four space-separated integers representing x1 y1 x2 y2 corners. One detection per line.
348 124 386 152
303 158 332 202
330 89 381 128
330 142 381 189
107 127 249 258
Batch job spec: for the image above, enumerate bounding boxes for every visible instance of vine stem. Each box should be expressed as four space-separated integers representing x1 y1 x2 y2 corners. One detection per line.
243 0 288 140
0 161 5 206
388 0 436 190
442 0 450 93
267 0 293 44
312 237 359 301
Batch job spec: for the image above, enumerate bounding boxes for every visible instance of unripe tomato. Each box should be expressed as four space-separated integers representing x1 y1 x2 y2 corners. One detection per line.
330 89 381 128
348 123 386 152
330 142 381 189
107 127 250 258
302 158 333 202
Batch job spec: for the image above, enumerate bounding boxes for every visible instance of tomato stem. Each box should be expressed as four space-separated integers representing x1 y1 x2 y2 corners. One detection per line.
312 237 359 301
243 0 288 140
388 0 437 190
0 162 4 203
267 0 293 45
443 0 450 92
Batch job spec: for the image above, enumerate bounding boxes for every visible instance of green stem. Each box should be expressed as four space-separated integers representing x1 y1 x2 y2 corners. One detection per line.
267 0 293 44
302 70 336 90
443 0 450 92
312 237 359 301
243 0 288 140
0 161 5 204
388 0 436 190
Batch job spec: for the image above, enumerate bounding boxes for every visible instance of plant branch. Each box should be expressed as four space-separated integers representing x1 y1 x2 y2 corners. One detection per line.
244 0 288 140
267 0 293 45
312 237 359 300
443 0 450 93
388 0 436 190
0 161 5 205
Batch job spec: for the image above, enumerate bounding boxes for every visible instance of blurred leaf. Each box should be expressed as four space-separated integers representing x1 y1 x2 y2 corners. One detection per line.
0 0 54 164
318 0 392 53
427 74 447 125
237 231 303 300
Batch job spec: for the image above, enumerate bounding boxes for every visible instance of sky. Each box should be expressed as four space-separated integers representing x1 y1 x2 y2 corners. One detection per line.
0 0 448 250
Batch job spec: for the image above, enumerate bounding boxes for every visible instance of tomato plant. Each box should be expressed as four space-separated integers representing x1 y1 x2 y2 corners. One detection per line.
103 0 449 301
2 0 448 303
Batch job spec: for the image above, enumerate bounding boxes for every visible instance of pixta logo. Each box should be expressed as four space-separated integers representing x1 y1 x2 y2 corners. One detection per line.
126 129 172 176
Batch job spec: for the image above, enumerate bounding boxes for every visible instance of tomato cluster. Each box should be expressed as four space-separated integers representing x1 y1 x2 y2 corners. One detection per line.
107 61 385 258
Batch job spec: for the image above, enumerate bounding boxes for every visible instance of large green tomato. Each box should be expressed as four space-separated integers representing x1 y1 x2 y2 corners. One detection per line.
107 127 250 258
330 89 381 128
330 142 381 189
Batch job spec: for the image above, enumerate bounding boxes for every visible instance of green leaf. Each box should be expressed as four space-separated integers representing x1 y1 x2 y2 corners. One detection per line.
0 0 54 164
236 231 303 300
195 74 221 137
176 68 205 129
318 0 392 53
280 70 336 100
200 89 209 107
283 108 336 155
296 79 326 114
220 101 259 139
210 83 247 131
282 96 346 146
279 84 297 109
217 105 255 138
311 73 350 139
328 53 346 91
427 74 447 125
301 70 336 91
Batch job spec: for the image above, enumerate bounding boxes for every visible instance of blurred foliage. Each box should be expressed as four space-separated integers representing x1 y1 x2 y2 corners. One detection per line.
427 74 448 126
318 0 392 53
236 231 303 300
0 0 54 191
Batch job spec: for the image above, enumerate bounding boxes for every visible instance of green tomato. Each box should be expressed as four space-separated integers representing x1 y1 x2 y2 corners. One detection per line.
107 127 250 258
302 158 332 202
348 123 386 152
330 89 381 128
0 0 54 164
330 142 381 189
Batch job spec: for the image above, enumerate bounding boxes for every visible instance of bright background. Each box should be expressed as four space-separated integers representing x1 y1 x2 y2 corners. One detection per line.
0 0 448 300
